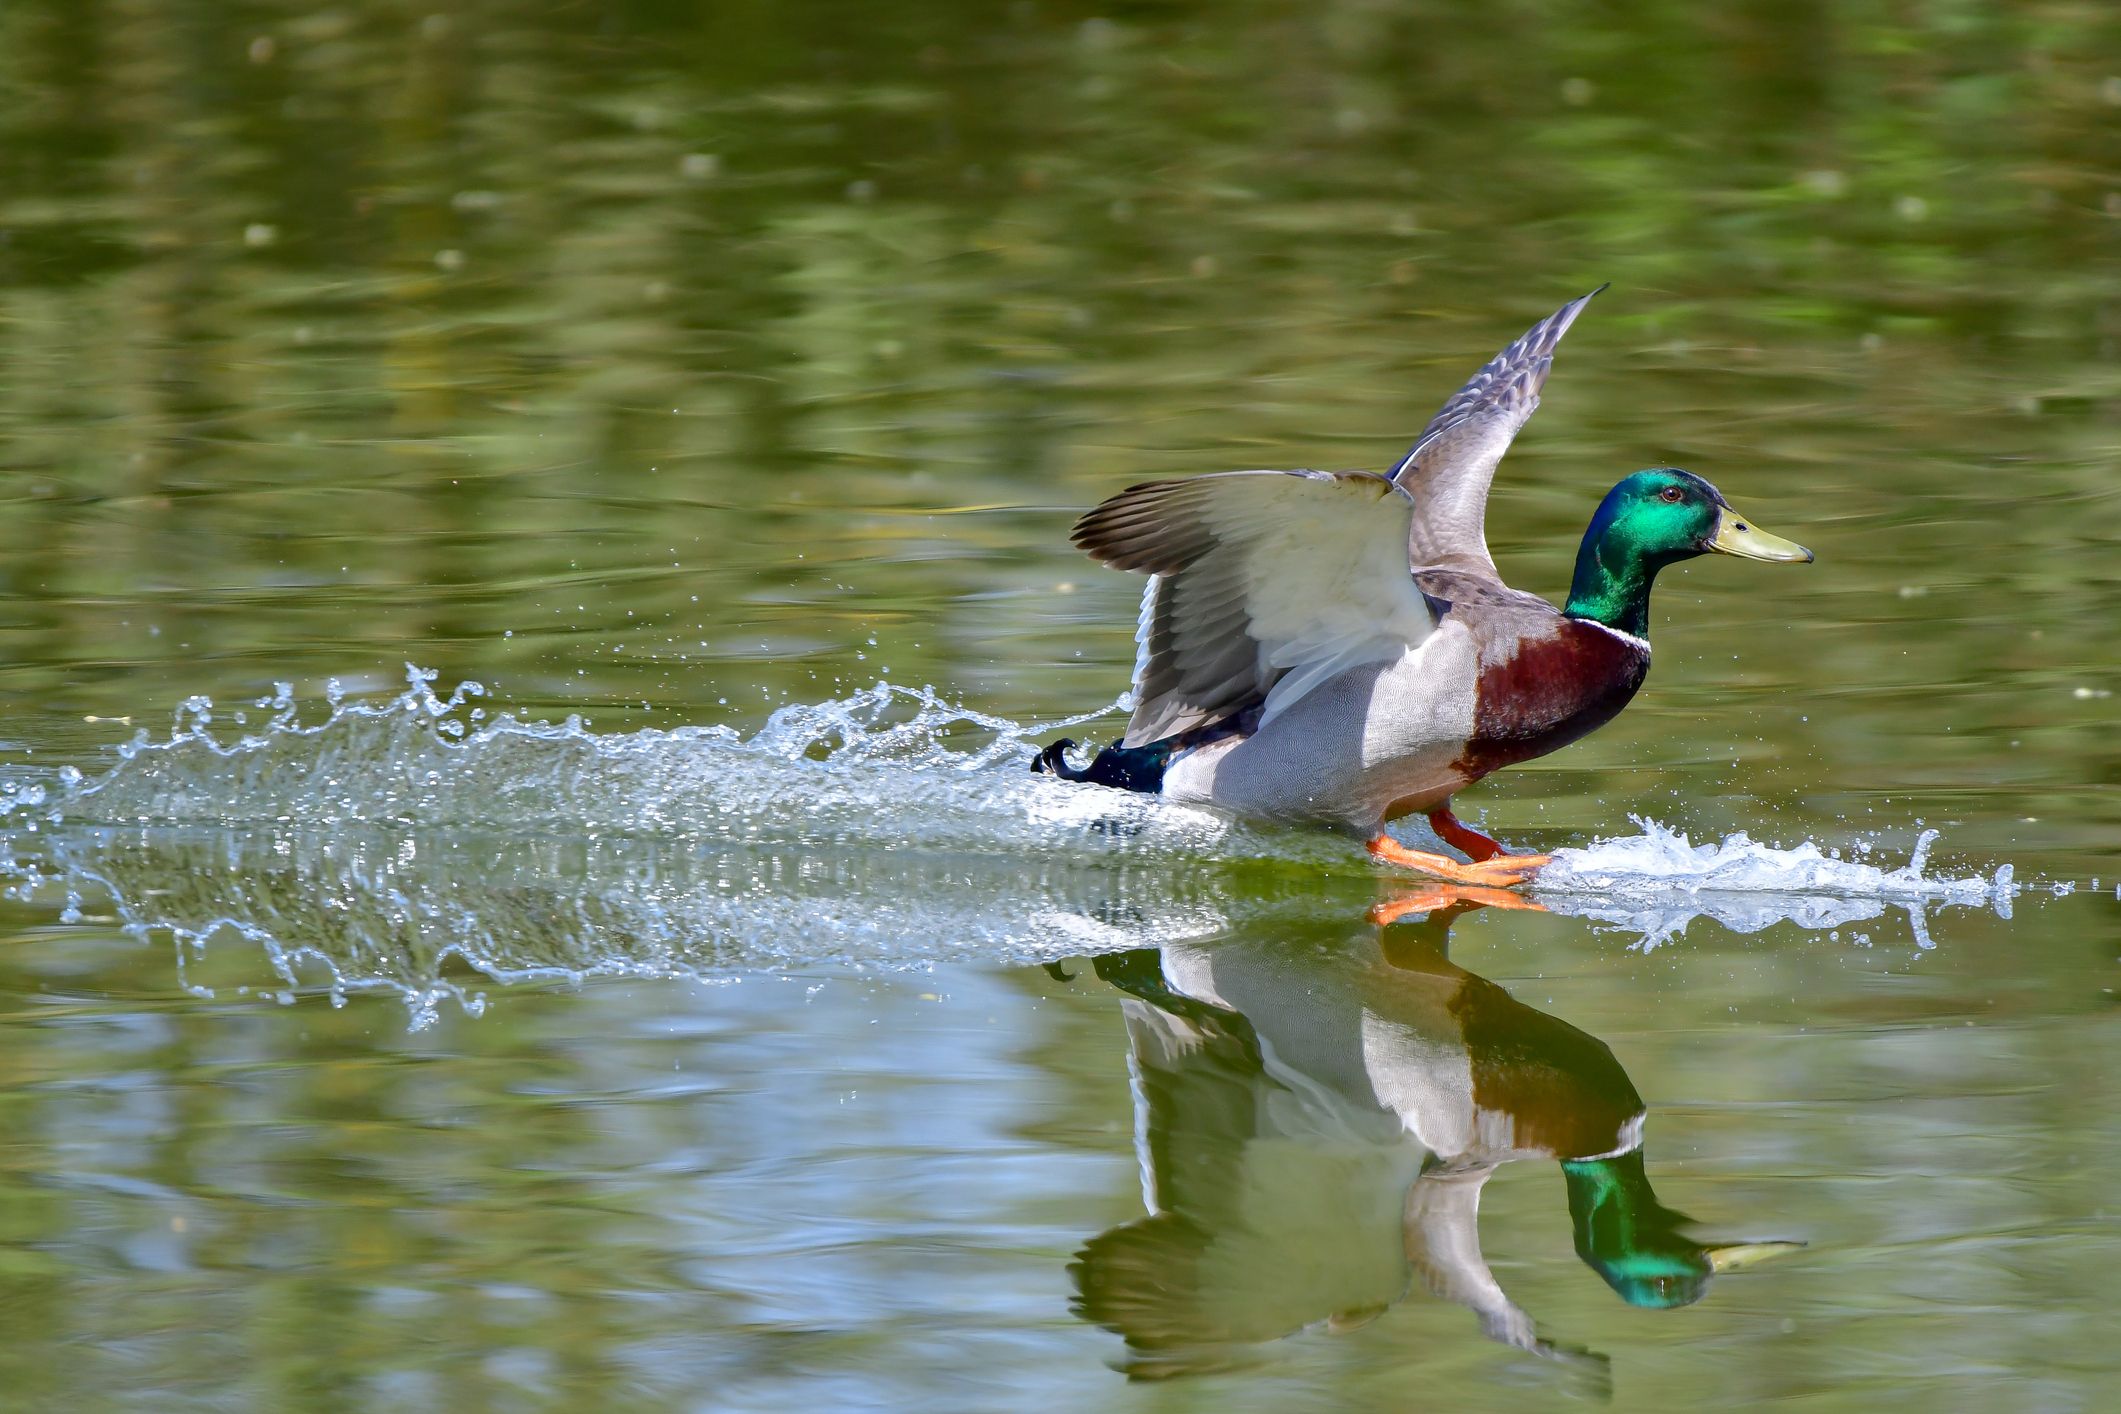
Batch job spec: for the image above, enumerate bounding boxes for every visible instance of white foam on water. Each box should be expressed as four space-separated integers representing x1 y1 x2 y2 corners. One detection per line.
7 826 1286 1028
1539 816 2003 902
0 670 2030 1017
1536 816 2015 951
3 670 2020 898
18 665 1328 866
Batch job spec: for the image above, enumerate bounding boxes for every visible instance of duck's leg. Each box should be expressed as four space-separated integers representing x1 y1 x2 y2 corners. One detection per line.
1425 805 1513 862
1366 833 1550 887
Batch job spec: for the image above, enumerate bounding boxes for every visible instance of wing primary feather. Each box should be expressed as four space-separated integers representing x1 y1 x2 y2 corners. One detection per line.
1386 286 1606 578
1388 284 1607 485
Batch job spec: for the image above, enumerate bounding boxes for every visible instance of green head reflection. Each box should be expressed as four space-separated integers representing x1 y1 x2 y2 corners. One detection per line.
1064 892 1800 1378
1561 1149 1716 1309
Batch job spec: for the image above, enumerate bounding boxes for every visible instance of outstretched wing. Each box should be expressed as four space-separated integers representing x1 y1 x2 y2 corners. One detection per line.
1073 470 1436 750
1389 286 1605 578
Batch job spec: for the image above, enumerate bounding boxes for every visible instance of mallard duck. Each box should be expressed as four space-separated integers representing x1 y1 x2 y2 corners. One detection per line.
1036 288 1812 885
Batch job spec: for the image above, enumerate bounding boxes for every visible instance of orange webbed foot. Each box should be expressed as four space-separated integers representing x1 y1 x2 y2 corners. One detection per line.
1366 832 1550 888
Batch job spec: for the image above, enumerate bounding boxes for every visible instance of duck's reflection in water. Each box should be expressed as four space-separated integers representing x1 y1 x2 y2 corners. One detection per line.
1058 888 1796 1381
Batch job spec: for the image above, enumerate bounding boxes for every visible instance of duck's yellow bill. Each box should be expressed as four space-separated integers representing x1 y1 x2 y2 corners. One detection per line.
1710 507 1812 563
1706 1240 1807 1274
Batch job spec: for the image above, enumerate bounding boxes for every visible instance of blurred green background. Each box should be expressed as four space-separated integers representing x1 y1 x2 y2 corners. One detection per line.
0 2 2117 1409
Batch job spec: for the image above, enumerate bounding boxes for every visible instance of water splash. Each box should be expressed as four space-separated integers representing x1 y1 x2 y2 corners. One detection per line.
1541 816 2001 902
21 665 1313 864
0 671 2024 1018
7 826 1289 1028
8 670 2018 896
1538 817 2012 951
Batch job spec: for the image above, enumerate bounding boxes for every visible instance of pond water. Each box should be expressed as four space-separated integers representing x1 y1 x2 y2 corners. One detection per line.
1 3 2117 1409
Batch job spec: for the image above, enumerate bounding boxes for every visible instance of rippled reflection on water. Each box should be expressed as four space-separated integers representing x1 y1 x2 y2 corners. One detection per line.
0 865 2108 1408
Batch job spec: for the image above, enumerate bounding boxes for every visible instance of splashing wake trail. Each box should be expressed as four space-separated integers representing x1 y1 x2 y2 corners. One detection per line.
29 667 1289 861
0 670 2015 1016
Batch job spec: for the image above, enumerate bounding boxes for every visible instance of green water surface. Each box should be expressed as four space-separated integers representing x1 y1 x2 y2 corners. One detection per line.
0 3 2117 1409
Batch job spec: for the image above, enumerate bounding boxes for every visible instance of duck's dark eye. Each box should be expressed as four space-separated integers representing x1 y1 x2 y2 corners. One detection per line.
1659 485 1685 504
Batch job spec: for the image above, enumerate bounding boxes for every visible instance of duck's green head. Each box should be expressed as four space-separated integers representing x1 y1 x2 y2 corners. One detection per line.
1564 469 1811 639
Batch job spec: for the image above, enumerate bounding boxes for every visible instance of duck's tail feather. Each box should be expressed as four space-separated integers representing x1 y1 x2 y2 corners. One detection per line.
1032 737 1172 794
